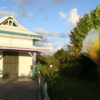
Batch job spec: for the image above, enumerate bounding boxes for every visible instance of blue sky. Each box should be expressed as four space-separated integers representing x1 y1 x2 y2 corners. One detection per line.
0 0 99 54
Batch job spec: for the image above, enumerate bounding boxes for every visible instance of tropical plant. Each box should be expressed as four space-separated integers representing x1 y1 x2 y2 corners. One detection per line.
68 13 94 56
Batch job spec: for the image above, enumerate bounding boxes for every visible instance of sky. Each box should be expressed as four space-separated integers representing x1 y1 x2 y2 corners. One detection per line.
0 0 99 55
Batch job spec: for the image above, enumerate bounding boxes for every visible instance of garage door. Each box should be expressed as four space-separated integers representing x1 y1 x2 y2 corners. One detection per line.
3 52 19 78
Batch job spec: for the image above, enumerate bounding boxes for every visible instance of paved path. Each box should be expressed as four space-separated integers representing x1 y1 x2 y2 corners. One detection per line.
0 78 39 100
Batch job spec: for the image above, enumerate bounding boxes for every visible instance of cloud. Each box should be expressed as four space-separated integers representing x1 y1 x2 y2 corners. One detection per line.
49 44 65 55
33 28 58 37
14 0 35 17
58 8 79 25
36 39 64 55
16 0 69 5
15 0 33 6
35 35 66 55
49 0 69 4
24 13 33 17
59 33 67 38
68 8 79 25
58 12 67 19
54 44 64 51
43 13 48 21
35 37 54 55
0 6 7 10
18 10 33 17
33 27 66 55
0 9 33 18
0 10 17 17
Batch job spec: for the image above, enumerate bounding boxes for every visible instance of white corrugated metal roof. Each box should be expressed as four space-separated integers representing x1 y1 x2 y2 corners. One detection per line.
0 16 39 35
0 16 8 23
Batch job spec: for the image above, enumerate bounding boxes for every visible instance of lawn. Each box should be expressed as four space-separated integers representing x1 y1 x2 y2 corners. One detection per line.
52 76 100 100
40 66 100 100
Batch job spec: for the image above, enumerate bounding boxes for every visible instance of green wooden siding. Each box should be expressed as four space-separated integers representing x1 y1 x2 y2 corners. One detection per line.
0 30 42 39
33 40 35 46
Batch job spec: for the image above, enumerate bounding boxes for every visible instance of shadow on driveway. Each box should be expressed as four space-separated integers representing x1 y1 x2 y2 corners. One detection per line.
0 78 39 100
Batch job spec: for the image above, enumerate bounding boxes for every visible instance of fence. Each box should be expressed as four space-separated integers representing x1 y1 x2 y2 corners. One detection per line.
38 69 50 100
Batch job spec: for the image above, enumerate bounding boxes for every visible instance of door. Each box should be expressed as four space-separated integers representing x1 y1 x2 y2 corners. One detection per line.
3 52 19 78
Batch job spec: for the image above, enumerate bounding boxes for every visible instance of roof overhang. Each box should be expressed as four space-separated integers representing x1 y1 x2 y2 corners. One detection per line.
0 30 42 40
0 46 47 52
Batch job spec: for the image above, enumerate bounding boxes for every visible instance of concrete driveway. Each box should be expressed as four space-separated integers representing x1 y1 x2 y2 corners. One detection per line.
0 78 39 100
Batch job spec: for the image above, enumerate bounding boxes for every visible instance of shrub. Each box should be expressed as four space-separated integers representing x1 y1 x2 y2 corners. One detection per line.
40 65 70 100
59 53 99 82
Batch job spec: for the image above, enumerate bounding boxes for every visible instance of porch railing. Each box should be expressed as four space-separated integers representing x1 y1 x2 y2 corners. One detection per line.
38 69 50 100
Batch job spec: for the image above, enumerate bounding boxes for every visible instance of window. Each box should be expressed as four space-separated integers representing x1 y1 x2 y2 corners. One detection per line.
13 22 17 27
3 21 8 25
2 19 17 27
9 21 12 26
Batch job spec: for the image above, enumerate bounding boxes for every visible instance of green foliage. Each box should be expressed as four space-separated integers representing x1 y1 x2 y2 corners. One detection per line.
36 52 48 65
53 49 69 64
37 52 59 68
36 5 100 100
68 13 94 56
91 5 100 29
59 53 99 82
40 61 99 100
40 65 69 100
77 54 99 82
59 62 81 78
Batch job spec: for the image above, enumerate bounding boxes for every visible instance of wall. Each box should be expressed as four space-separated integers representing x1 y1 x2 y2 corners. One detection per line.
0 36 33 47
0 51 3 77
18 52 32 77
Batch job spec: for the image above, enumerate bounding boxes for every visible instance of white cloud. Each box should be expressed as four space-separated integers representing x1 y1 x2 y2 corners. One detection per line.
49 44 64 55
68 8 79 25
18 11 33 17
33 28 46 34
33 28 58 37
37 41 54 51
36 38 65 55
0 10 17 17
0 6 7 10
34 28 66 55
58 12 67 19
14 0 34 18
50 0 68 3
55 44 64 51
58 8 79 25
44 44 64 55
16 0 32 5
0 9 32 18
59 33 67 38
36 38 54 55
24 12 33 17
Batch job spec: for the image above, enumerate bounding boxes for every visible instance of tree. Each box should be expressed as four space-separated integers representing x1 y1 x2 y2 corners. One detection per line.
77 5 100 83
91 5 100 29
68 13 94 56
90 5 100 82
90 5 100 63
53 49 68 64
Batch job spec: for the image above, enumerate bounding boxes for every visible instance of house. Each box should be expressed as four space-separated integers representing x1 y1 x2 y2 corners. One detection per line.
0 16 44 78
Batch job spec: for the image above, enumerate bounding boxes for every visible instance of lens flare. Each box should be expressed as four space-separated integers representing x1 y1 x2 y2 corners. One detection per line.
90 39 100 65
83 28 100 65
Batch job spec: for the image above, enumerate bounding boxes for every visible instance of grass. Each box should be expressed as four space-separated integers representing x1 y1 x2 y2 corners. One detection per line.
39 65 100 100
57 77 100 100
